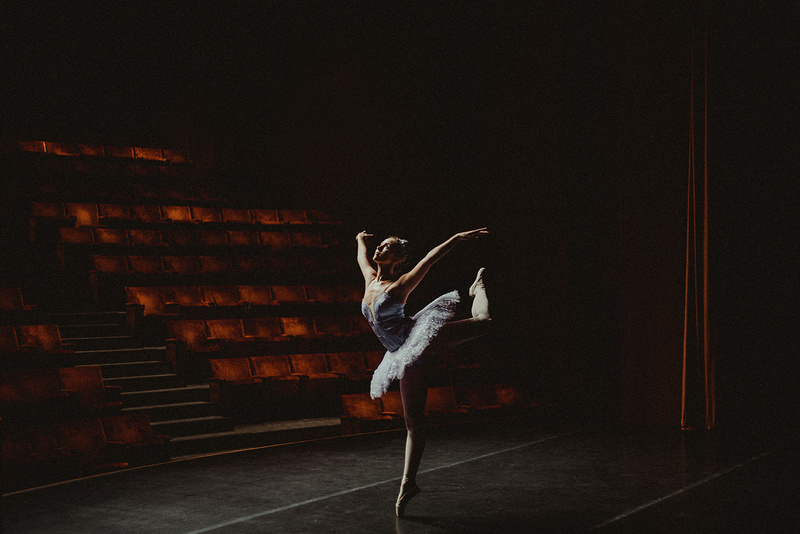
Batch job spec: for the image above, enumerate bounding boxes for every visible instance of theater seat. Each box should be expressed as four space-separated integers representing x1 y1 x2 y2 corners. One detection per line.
339 393 396 435
191 206 221 223
208 357 262 408
290 232 324 248
280 317 316 338
232 256 266 272
424 386 471 424
380 391 405 419
227 230 259 247
205 319 249 343
258 231 291 250
0 325 22 354
57 365 123 415
130 204 164 223
165 320 221 380
0 369 80 420
237 285 274 306
0 288 37 325
65 203 99 227
197 256 230 273
127 255 163 273
279 209 309 224
163 255 199 273
242 316 283 340
250 209 279 225
161 205 193 223
31 201 67 219
92 255 129 273
0 288 35 312
98 203 132 223
60 227 94 244
101 414 171 466
326 352 372 382
249 355 297 382
125 286 169 317
166 286 204 311
162 228 198 247
16 324 74 355
454 384 505 419
314 316 356 336
326 352 372 393
56 417 129 473
199 230 229 246
221 208 252 224
209 357 258 383
270 285 307 304
128 229 163 246
248 355 301 408
94 228 129 245
364 351 385 372
201 286 244 308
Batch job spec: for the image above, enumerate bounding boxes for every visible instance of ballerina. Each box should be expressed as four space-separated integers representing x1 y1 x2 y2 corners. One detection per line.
356 228 491 517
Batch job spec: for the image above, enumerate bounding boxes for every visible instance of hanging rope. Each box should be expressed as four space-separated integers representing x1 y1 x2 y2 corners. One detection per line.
682 0 715 430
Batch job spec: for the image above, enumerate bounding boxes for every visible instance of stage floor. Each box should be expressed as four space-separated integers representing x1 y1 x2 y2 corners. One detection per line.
3 417 797 533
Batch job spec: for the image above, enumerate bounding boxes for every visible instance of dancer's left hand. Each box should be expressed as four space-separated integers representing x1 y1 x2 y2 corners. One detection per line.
455 227 489 241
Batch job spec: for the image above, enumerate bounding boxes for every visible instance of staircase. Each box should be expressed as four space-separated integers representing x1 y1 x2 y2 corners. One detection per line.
47 311 236 447
48 310 341 459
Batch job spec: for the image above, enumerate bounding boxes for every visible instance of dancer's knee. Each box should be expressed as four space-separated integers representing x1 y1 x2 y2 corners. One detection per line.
404 415 425 435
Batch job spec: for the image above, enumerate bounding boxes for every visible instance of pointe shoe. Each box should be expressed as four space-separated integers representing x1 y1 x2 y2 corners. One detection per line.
469 267 486 297
395 482 421 518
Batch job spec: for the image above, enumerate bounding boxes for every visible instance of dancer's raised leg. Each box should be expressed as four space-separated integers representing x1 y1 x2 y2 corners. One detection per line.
431 268 491 350
396 363 427 517
469 267 489 321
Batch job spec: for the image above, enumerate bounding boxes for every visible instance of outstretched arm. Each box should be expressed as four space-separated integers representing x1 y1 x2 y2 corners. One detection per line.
356 231 377 283
390 227 488 301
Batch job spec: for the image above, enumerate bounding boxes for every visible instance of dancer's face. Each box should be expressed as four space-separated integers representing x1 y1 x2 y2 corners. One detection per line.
373 238 402 264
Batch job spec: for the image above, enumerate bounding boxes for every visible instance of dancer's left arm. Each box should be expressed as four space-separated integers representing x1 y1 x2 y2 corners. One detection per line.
388 227 488 301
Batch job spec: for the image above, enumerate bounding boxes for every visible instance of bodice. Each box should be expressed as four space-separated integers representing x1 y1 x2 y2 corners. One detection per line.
361 291 412 352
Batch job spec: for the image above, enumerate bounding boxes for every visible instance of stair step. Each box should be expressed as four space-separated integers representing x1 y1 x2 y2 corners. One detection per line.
41 311 127 326
105 374 184 392
73 346 166 365
122 401 219 422
86 360 170 379
122 385 210 408
151 416 235 438
169 418 342 458
59 323 130 338
62 335 142 351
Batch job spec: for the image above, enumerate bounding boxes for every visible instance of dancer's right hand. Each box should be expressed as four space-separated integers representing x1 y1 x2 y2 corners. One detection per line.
356 231 373 241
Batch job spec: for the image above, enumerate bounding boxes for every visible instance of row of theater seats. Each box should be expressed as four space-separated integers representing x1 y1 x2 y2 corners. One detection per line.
206 352 382 421
126 284 361 317
2 414 170 492
0 366 122 421
32 201 338 229
339 384 536 434
165 317 375 381
88 254 353 307
58 227 342 250
0 324 75 370
90 253 351 275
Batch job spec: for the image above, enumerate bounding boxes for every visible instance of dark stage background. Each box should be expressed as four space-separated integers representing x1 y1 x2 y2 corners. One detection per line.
1 2 796 432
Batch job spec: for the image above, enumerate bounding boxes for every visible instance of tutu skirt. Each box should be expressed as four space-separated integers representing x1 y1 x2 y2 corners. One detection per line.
370 290 460 398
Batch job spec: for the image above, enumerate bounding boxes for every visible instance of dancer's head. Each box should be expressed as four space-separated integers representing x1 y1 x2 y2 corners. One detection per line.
373 236 410 275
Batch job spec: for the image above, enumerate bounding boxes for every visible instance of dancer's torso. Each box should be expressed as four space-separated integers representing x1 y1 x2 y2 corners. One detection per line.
361 291 412 352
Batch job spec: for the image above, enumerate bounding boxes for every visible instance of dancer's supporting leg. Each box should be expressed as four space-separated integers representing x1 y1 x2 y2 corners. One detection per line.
396 363 427 517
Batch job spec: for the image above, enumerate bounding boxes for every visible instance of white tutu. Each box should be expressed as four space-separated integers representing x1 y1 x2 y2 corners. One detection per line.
370 290 460 398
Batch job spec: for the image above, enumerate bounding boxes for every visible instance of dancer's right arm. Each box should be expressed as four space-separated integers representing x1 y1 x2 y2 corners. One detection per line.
356 231 376 282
